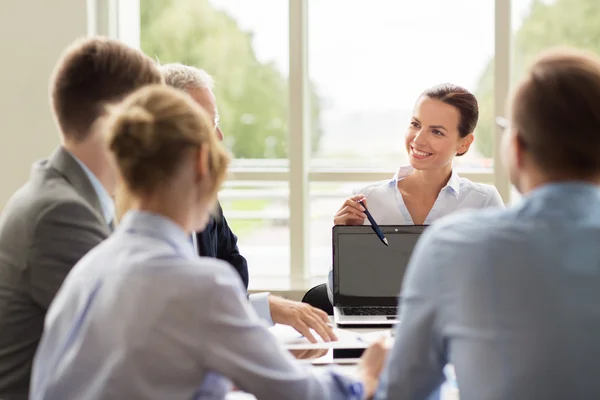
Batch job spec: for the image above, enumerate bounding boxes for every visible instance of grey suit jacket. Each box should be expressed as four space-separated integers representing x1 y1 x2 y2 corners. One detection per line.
0 147 111 399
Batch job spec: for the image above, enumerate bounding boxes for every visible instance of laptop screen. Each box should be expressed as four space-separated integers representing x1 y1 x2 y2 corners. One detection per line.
333 225 427 306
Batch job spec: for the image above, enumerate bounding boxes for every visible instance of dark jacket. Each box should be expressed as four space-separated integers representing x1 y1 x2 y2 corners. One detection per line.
194 204 249 288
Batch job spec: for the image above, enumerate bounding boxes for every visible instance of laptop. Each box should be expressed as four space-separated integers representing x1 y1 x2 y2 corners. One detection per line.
332 225 428 326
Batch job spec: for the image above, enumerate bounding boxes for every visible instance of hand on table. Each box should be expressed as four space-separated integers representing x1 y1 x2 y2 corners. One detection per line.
333 194 367 225
268 295 338 343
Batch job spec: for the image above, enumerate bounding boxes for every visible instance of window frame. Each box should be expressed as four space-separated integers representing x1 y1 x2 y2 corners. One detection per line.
89 0 140 48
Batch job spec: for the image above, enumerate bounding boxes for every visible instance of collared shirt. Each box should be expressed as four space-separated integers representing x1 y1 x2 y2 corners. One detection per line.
71 154 115 225
376 182 600 399
31 211 364 400
75 153 269 323
355 165 504 225
327 166 505 302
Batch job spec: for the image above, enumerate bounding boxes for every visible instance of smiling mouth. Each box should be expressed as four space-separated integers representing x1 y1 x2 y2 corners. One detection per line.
410 146 433 158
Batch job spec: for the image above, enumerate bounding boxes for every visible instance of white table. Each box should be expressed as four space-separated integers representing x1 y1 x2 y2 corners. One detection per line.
228 323 459 399
287 322 459 399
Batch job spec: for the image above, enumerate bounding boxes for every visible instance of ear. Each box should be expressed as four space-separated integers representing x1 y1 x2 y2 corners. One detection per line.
195 145 209 181
457 133 474 155
513 132 527 169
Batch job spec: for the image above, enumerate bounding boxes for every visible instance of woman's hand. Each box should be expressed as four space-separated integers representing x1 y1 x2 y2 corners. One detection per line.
333 194 367 225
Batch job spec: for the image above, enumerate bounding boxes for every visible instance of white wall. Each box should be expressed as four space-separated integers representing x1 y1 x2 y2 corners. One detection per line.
0 0 89 209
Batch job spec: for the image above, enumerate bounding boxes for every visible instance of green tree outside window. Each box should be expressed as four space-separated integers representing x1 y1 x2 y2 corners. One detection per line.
141 0 323 159
475 0 600 159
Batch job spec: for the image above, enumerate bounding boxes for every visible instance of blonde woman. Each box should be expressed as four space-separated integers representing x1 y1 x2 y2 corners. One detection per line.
31 85 388 399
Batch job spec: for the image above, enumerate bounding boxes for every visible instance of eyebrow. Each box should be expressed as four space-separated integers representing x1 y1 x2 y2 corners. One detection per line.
412 117 448 131
429 124 448 132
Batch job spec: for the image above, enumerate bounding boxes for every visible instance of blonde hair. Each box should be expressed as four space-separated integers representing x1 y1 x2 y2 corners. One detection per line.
105 84 230 213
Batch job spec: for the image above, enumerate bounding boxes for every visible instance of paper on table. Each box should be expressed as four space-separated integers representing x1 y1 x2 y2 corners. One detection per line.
357 329 393 344
268 324 369 350
225 392 257 400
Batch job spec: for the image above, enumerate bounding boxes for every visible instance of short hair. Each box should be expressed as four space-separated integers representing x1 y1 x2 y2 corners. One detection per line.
105 85 229 198
512 47 600 179
49 36 163 142
158 63 214 91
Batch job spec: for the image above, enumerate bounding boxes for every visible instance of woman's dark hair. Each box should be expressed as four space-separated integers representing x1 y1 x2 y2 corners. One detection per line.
421 83 479 156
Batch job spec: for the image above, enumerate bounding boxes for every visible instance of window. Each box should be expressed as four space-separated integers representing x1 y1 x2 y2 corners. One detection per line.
219 180 290 284
501 0 600 207
140 0 291 287
141 0 289 160
307 0 497 278
134 0 512 289
511 0 599 85
308 0 495 172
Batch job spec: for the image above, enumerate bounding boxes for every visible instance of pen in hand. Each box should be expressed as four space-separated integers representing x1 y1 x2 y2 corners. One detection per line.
358 199 388 246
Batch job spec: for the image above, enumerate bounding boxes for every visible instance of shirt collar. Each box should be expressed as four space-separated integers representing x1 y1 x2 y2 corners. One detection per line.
71 154 115 225
118 210 196 259
391 165 461 197
392 165 414 182
446 169 461 196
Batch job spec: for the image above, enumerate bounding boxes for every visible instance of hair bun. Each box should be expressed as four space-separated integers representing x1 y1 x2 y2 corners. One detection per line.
109 105 159 159
124 105 154 125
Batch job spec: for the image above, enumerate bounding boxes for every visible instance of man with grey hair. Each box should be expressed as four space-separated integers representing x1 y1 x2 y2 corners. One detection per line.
159 63 336 343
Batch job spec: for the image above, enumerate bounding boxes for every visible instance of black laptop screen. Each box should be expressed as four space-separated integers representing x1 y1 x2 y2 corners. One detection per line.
333 225 427 306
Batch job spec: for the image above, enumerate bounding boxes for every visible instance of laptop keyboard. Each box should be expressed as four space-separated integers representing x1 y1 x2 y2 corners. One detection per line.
340 306 398 316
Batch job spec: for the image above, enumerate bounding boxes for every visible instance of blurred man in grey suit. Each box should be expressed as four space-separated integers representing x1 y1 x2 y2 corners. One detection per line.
0 37 162 399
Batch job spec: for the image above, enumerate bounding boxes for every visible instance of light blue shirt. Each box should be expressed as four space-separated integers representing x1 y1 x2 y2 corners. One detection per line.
353 165 503 225
74 154 272 323
327 166 505 301
191 232 273 324
31 211 364 400
71 154 115 225
376 182 600 399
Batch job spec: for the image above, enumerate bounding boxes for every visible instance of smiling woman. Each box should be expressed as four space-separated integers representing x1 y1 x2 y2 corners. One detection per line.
333 83 503 226
326 83 505 304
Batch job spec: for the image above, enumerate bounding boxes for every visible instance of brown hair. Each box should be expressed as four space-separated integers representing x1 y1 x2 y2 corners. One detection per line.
422 83 479 156
105 85 229 201
512 48 600 179
50 36 163 142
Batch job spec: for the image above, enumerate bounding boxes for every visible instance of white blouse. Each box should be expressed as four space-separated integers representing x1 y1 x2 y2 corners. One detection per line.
355 165 504 225
327 165 505 303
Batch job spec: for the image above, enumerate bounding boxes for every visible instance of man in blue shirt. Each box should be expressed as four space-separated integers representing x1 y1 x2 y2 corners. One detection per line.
376 47 600 399
160 63 336 343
